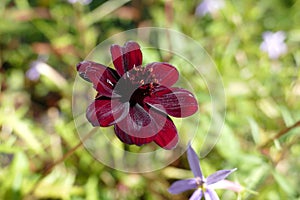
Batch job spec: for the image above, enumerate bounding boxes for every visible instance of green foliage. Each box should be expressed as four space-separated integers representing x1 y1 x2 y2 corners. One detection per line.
0 0 300 199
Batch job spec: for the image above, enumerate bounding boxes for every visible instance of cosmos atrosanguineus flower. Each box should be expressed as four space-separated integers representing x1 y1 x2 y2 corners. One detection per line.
76 41 198 149
168 145 242 199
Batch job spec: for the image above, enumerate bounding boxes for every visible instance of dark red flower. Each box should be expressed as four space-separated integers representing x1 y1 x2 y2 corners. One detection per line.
76 41 198 149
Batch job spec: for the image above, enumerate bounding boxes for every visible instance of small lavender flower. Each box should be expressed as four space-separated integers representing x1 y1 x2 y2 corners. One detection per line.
67 0 92 5
195 0 225 16
168 145 242 200
260 31 287 59
26 61 40 81
26 60 67 87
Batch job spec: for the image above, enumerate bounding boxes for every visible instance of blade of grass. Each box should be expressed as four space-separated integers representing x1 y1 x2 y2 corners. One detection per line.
82 0 131 26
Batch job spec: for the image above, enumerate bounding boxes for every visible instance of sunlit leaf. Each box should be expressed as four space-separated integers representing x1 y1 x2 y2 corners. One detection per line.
247 117 260 145
272 170 296 197
86 176 99 200
216 124 241 162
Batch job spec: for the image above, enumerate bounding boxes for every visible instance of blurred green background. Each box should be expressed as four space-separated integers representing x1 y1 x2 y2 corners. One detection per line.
1 0 300 199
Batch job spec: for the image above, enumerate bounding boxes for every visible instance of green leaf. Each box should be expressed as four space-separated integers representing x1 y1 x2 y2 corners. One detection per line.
162 167 193 179
246 164 270 190
279 106 294 126
9 117 44 154
82 0 131 26
86 176 99 200
34 169 76 199
272 170 296 197
247 117 260 144
216 124 241 162
3 152 29 200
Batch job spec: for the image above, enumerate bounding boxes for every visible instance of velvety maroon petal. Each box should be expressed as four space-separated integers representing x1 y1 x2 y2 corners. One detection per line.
114 124 155 146
144 86 198 118
145 62 179 86
110 41 142 76
76 61 120 97
154 116 179 150
115 103 167 139
124 41 143 71
86 96 129 127
110 45 124 75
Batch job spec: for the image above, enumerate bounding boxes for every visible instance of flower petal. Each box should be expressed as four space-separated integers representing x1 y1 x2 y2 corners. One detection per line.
110 41 142 76
115 103 166 139
168 178 197 194
76 61 120 97
114 102 178 149
206 168 237 185
187 145 203 179
145 62 179 86
114 124 155 146
86 96 129 127
189 189 203 200
154 117 179 150
209 180 243 193
144 86 198 118
204 189 220 200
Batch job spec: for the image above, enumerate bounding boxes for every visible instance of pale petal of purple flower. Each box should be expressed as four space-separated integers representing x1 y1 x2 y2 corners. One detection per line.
26 61 40 81
68 0 92 5
68 0 77 3
195 0 225 16
190 189 203 200
206 168 237 185
204 189 220 200
168 178 198 194
260 31 287 59
187 145 203 178
209 180 243 193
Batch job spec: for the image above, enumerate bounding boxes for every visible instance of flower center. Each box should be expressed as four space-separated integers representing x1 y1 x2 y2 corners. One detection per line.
116 66 158 105
126 65 158 86
195 177 206 192
129 82 157 106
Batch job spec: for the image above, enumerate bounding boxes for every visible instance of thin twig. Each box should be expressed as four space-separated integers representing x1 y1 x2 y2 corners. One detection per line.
28 128 97 197
42 127 97 176
260 120 300 149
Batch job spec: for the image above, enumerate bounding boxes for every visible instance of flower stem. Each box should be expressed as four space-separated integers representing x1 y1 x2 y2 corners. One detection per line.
42 127 97 176
260 120 300 149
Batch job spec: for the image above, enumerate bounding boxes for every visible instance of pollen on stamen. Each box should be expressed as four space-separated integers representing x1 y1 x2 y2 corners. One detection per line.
201 183 207 193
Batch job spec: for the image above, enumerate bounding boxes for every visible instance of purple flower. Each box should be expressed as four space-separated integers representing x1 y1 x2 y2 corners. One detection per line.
67 0 92 5
168 145 242 199
76 41 198 149
26 61 41 81
260 31 287 59
195 0 225 16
